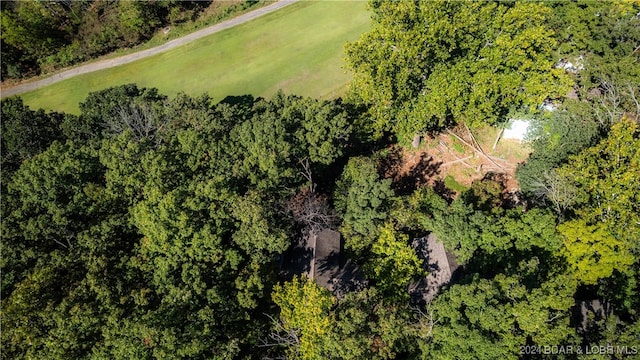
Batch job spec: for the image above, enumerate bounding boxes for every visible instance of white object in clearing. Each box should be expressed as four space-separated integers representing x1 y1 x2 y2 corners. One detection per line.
503 119 531 142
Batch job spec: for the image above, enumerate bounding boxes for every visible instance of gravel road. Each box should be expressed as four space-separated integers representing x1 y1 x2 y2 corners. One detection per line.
0 0 298 98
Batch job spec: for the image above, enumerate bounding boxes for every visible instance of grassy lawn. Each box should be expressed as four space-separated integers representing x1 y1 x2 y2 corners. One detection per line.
20 1 370 114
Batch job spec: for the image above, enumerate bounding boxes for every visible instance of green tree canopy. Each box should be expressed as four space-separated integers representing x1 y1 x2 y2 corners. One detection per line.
270 276 334 360
419 272 578 359
548 1 640 90
345 0 570 139
231 92 352 191
334 156 394 257
1 97 67 176
1 87 358 358
557 118 640 285
399 186 562 265
364 223 425 301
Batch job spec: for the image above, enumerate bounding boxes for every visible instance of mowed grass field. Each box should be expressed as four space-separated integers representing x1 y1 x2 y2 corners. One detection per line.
20 1 370 114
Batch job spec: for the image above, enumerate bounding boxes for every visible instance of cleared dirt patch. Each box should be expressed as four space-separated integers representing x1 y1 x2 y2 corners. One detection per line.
382 125 531 197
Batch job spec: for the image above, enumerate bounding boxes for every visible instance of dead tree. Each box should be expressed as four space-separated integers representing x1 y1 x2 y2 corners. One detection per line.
104 102 170 146
297 157 315 194
258 315 300 360
287 157 338 234
285 188 338 235
529 170 582 219
413 306 438 339
592 78 640 125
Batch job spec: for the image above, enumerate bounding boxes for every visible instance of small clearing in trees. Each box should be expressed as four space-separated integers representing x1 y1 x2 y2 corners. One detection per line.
382 124 530 197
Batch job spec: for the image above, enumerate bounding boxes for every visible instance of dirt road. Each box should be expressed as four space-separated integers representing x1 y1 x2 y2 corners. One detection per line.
0 0 298 99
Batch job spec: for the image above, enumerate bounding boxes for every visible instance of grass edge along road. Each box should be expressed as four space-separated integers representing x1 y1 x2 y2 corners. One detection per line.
0 0 294 98
14 1 370 114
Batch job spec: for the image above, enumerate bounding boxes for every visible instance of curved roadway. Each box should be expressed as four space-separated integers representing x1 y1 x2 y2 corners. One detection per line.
0 0 297 98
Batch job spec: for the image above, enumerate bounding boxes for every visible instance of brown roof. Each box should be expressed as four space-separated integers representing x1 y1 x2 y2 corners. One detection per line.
409 233 458 304
313 229 342 290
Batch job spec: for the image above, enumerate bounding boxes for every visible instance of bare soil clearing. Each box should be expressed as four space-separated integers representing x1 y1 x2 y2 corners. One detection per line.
383 125 530 196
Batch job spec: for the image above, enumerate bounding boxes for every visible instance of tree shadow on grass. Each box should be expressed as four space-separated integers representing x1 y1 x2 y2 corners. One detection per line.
219 94 258 114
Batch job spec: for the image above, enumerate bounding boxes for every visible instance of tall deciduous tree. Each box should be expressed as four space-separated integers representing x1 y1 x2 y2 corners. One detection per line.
1 97 66 174
270 276 334 360
328 290 418 359
418 272 578 359
231 92 352 191
365 223 425 301
74 84 168 142
548 1 640 91
2 86 358 358
395 185 563 267
3 141 103 257
558 219 634 285
557 118 640 284
345 0 570 139
334 157 394 257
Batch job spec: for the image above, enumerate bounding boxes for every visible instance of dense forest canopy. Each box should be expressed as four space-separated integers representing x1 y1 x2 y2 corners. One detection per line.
2 88 359 358
2 1 640 359
345 0 639 141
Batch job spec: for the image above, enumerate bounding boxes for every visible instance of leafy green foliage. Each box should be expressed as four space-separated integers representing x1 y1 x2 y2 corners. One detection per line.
271 276 334 360
0 1 71 72
559 119 640 244
345 0 570 139
333 294 417 359
1 86 358 358
420 273 578 359
0 139 138 358
231 92 353 192
3 0 639 353
559 220 633 286
365 224 425 301
0 97 67 174
2 142 103 278
334 157 394 257
462 179 503 212
130 179 282 356
443 175 467 193
557 118 640 285
548 1 640 90
74 84 169 142
398 185 562 265
271 285 419 360
517 100 602 195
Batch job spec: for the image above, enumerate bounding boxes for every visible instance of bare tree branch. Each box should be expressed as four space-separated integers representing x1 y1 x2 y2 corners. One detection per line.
104 102 170 146
413 306 438 339
625 83 640 118
297 157 315 194
286 187 338 235
258 314 299 360
529 170 582 219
